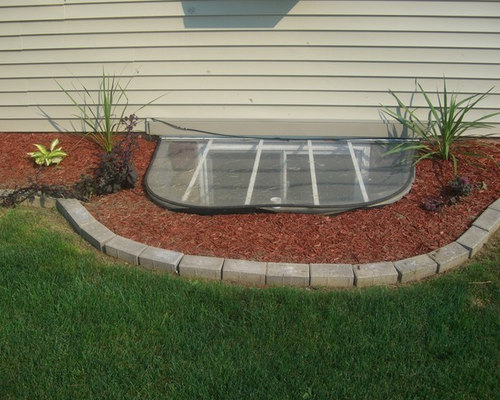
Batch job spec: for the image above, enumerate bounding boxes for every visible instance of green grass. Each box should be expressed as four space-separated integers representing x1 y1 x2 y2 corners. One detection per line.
0 207 499 399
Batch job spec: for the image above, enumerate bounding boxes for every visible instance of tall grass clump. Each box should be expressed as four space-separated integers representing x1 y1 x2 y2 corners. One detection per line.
381 79 500 173
58 70 161 153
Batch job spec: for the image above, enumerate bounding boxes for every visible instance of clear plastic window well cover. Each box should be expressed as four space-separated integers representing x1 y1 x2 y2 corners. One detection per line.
145 123 416 214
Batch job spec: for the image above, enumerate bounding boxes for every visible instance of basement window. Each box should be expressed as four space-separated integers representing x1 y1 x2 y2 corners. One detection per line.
145 137 415 214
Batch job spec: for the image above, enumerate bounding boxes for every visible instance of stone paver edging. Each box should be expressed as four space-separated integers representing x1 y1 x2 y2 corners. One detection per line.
6 192 500 288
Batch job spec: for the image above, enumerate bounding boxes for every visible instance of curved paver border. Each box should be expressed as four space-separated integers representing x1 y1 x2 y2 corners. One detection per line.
4 191 500 288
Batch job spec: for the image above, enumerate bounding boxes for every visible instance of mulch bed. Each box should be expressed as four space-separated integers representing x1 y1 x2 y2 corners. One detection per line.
1 132 499 264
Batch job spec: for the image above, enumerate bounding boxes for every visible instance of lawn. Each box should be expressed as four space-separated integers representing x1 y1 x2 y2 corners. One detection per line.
0 207 499 399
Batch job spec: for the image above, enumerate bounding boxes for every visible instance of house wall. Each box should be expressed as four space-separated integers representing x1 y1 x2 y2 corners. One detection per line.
0 0 499 137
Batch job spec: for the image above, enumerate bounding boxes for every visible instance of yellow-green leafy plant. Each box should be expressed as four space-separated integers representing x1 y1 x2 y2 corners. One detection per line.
381 79 500 173
27 138 68 166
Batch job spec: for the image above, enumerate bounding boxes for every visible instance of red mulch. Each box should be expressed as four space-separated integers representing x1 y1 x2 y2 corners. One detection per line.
1 132 499 264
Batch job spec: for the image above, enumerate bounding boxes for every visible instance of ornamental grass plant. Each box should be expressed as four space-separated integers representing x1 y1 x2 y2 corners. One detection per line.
58 70 161 153
382 79 500 173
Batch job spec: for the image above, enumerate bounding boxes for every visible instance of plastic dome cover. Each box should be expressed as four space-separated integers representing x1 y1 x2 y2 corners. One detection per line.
145 136 415 214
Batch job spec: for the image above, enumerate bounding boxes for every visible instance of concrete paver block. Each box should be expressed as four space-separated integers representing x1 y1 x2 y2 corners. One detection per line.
56 198 95 234
266 263 309 287
353 262 398 287
22 194 57 209
310 263 354 288
222 259 267 285
139 246 183 274
456 226 490 257
394 254 438 283
488 198 500 212
104 235 148 265
473 208 500 234
428 242 470 273
39 195 57 208
179 255 224 280
21 196 41 208
79 220 116 251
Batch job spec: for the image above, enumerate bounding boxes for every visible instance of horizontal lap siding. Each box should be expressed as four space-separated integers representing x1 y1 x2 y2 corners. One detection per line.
0 0 499 135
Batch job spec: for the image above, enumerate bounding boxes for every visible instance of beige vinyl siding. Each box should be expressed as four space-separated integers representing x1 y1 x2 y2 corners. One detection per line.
0 0 499 136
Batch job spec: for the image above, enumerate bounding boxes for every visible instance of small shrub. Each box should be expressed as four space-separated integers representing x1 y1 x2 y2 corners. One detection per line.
449 175 473 197
92 137 138 195
90 114 139 195
422 196 445 212
422 175 475 212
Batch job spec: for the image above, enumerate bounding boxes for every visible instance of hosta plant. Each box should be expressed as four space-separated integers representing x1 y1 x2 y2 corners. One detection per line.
381 79 500 173
27 138 68 166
